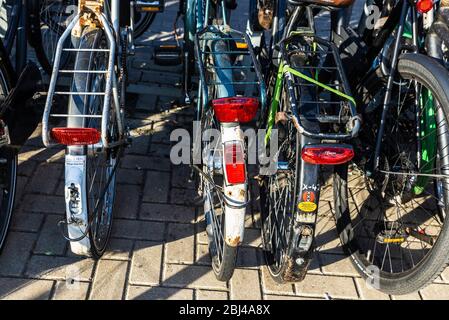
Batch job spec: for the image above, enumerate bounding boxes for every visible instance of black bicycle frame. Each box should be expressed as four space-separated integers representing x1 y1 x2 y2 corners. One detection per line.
265 4 356 278
371 0 417 172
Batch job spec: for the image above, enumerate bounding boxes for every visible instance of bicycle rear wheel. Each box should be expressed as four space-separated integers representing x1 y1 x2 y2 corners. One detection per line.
334 54 449 295
259 88 302 283
199 107 238 282
134 11 156 39
27 0 75 74
67 27 119 258
0 59 17 252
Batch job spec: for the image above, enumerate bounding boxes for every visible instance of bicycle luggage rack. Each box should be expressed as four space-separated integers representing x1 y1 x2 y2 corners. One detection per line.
279 32 361 140
42 10 123 148
194 25 267 115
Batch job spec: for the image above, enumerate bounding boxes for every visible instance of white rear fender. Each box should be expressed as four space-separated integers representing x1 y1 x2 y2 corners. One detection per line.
221 124 247 247
64 154 90 256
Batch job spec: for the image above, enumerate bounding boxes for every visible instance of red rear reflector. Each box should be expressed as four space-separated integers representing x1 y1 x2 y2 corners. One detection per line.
416 0 433 13
223 141 246 184
51 128 101 146
212 97 259 123
301 145 354 165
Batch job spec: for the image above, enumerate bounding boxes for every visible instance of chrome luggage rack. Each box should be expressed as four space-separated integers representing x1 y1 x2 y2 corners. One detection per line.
280 32 361 140
194 25 267 115
41 9 123 148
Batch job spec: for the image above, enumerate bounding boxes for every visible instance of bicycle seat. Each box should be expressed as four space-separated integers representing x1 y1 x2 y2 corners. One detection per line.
288 0 354 8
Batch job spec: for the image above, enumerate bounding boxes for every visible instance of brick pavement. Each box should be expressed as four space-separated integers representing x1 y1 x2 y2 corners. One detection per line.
0 0 448 300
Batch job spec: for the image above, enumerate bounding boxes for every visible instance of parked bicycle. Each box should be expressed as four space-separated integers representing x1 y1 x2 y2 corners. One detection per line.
161 0 266 281
335 0 449 295
0 0 43 252
41 0 163 258
254 0 360 283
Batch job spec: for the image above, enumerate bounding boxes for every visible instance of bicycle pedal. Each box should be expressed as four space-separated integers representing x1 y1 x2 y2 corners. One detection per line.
154 44 183 66
135 0 165 13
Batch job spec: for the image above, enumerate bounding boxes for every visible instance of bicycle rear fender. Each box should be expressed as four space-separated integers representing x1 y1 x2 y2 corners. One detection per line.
221 124 247 247
64 151 91 256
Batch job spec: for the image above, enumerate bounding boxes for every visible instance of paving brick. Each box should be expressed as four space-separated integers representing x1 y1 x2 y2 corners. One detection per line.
135 93 158 112
295 274 359 300
103 238 134 260
117 168 145 185
236 247 260 269
0 278 54 300
151 127 171 144
391 292 422 300
52 281 89 300
264 294 323 300
114 184 141 219
143 171 170 203
0 232 36 276
34 215 67 256
354 278 390 300
196 221 208 245
163 264 227 290
170 187 198 206
242 228 262 248
196 290 228 300
17 160 38 177
260 267 295 295
420 283 449 300
18 146 61 163
112 219 165 241
440 267 449 283
14 176 29 207
20 194 65 215
314 224 344 255
126 136 151 155
141 70 181 86
171 164 195 190
196 244 211 266
165 223 195 264
10 212 44 232
149 143 172 159
26 255 94 281
140 203 195 223
25 163 63 194
230 269 262 300
127 285 194 300
129 241 163 286
122 155 171 171
90 260 128 300
128 70 142 84
320 253 359 277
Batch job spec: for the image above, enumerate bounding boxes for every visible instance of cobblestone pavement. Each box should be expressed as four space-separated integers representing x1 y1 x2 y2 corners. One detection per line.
1 0 449 300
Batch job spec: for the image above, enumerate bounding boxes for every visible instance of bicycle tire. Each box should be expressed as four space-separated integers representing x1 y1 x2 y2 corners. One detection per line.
0 57 17 253
199 108 238 282
134 11 156 39
27 0 74 75
259 85 302 283
334 53 449 295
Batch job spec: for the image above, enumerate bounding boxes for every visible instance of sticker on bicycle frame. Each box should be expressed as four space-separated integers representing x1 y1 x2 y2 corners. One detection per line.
302 191 316 203
298 201 317 213
65 155 86 167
